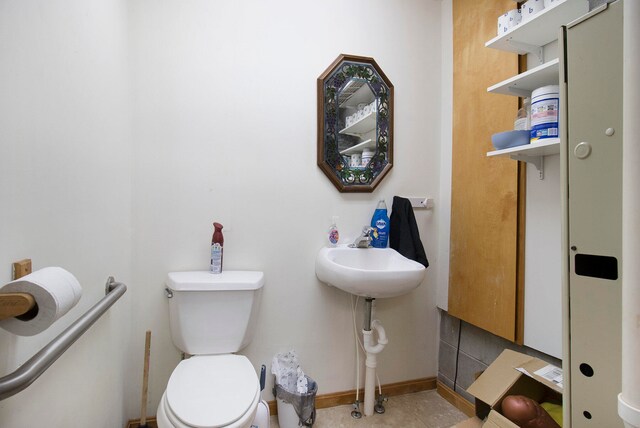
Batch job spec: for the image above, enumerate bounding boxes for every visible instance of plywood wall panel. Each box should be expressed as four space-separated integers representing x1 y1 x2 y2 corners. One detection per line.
448 0 520 341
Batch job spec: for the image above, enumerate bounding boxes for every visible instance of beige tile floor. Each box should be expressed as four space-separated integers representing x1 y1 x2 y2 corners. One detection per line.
269 390 468 428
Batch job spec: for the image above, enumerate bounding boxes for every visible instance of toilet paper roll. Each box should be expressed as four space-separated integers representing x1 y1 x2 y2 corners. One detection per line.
521 0 544 22
498 14 510 35
506 8 522 29
0 267 82 336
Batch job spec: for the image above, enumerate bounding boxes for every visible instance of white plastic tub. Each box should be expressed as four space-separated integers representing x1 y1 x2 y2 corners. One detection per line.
530 85 559 142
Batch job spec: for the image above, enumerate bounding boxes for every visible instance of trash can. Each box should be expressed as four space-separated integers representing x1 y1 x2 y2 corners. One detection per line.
272 351 317 427
274 375 317 427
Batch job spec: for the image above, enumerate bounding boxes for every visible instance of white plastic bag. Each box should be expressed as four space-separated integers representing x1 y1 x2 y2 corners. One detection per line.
271 350 307 394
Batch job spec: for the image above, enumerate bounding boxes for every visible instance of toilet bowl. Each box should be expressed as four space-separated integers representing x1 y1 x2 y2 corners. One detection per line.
157 355 260 428
157 271 265 428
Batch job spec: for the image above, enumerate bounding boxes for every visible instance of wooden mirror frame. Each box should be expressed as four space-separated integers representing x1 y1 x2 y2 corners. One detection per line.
317 54 394 193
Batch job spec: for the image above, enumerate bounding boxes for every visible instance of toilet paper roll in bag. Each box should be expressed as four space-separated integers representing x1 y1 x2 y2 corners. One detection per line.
0 267 82 336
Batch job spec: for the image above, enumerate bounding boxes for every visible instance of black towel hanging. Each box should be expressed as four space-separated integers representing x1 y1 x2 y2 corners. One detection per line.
389 196 429 268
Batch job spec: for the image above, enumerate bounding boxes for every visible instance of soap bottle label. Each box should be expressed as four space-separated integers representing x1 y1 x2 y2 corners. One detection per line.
329 228 339 246
373 217 388 248
210 243 223 274
371 201 389 248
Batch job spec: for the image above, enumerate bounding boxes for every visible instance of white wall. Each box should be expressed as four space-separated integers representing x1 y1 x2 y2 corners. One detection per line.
0 0 133 426
522 43 562 358
0 1 445 424
437 0 453 311
127 0 445 415
621 0 640 413
523 155 562 358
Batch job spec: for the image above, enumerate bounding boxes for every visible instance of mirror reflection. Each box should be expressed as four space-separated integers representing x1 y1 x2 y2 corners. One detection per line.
317 54 394 192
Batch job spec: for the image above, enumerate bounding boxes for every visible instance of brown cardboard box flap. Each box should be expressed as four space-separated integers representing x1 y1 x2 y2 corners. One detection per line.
466 350 533 407
517 359 563 394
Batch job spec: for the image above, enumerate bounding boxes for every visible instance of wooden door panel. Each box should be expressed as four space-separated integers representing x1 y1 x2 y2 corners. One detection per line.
449 0 520 341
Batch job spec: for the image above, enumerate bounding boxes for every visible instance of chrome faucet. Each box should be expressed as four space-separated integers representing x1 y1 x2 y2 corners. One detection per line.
349 226 377 248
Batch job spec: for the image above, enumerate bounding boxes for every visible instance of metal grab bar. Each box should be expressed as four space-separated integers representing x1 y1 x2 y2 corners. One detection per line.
0 277 127 401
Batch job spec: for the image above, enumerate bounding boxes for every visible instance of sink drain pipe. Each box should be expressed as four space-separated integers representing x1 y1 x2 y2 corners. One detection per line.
362 298 388 416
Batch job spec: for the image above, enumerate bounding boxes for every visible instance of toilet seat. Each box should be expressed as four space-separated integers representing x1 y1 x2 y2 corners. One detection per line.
162 354 260 428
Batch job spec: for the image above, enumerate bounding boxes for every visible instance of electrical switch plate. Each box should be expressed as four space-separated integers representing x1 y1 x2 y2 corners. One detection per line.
12 259 32 280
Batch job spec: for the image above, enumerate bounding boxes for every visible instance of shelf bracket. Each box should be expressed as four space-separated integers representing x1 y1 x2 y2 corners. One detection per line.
504 39 544 65
510 154 545 179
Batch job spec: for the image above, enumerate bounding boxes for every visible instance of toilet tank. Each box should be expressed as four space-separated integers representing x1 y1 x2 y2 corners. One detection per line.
166 271 264 355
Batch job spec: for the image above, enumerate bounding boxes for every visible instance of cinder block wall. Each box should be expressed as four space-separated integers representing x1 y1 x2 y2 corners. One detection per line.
438 310 561 403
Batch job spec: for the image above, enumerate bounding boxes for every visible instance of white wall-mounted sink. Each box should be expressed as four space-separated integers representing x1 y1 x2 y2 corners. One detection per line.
315 246 426 298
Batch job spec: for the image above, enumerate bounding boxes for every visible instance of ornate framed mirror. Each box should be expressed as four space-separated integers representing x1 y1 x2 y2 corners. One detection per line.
317 54 394 192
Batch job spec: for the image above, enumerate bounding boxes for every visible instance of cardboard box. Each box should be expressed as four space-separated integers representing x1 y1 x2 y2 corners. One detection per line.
457 349 563 428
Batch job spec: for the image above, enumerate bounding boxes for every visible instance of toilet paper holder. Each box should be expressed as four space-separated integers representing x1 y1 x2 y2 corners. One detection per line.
0 258 36 321
0 292 36 321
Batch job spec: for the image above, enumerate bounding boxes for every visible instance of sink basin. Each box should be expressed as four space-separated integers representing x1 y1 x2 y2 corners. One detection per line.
315 246 426 298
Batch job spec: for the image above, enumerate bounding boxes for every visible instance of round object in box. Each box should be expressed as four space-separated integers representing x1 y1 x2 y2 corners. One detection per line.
491 130 531 150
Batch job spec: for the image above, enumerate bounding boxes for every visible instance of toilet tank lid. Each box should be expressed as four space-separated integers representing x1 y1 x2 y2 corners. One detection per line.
167 271 264 291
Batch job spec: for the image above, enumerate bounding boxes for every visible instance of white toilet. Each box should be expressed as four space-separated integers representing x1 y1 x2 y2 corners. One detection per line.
157 270 265 428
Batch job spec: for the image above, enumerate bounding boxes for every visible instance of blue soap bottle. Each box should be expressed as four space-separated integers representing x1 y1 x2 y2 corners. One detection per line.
370 199 389 248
